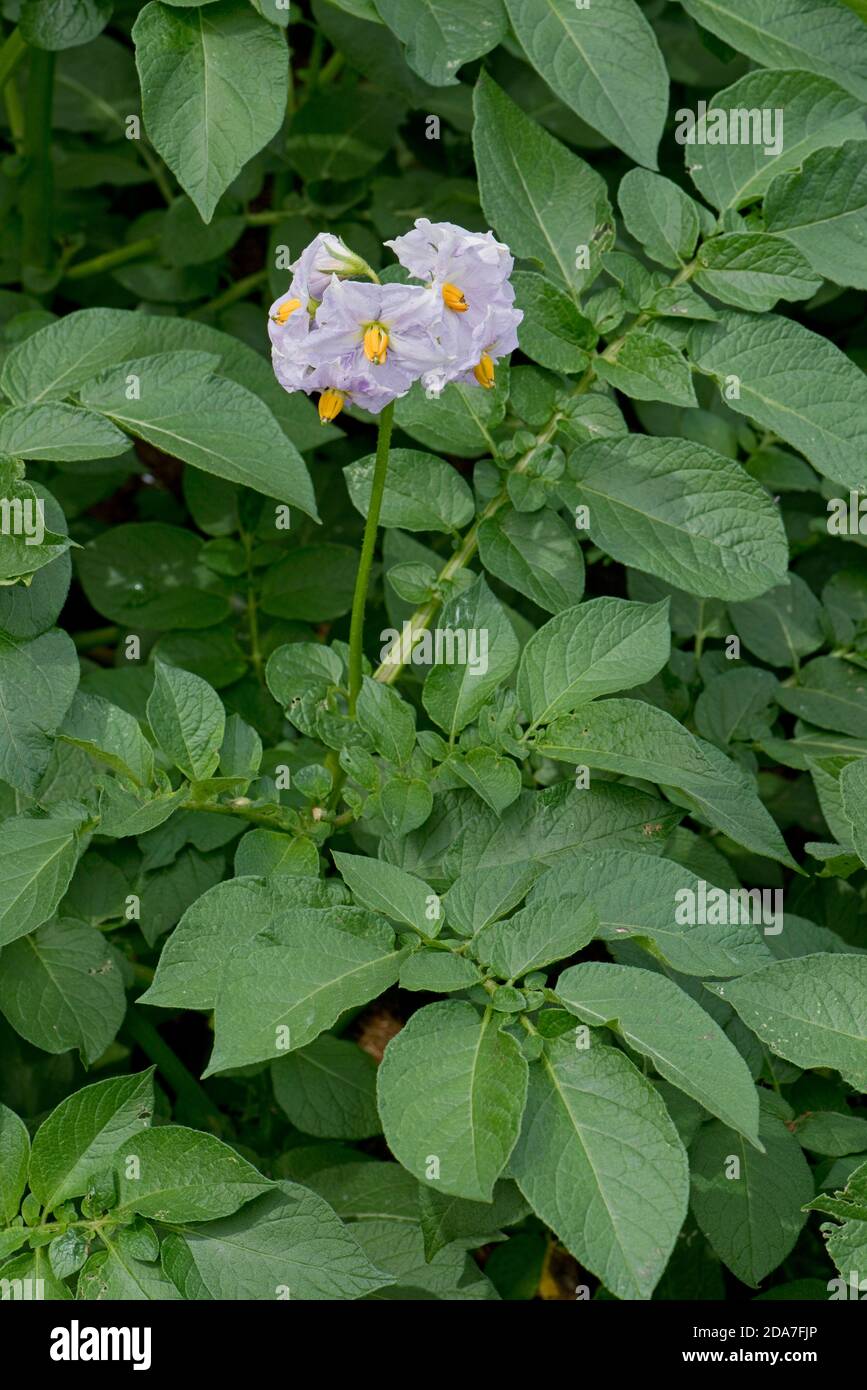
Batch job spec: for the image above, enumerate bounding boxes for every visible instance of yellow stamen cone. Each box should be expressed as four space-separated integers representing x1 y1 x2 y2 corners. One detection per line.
442 282 468 313
363 324 389 364
318 388 345 423
473 352 495 388
272 297 302 325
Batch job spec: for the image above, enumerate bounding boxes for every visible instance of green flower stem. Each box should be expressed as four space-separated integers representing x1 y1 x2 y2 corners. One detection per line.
0 26 25 94
64 237 159 281
20 46 55 272
190 267 269 320
123 1006 224 1131
348 400 395 714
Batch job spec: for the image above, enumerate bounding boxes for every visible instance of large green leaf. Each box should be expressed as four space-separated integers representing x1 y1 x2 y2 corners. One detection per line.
517 595 670 726
0 808 91 949
272 1036 381 1140
0 629 79 794
472 898 597 980
478 507 585 615
0 403 128 461
559 435 789 600
205 910 409 1072
133 0 288 220
29 1070 155 1210
0 918 126 1064
765 140 867 291
0 1103 30 1224
79 353 318 517
472 72 612 301
373 0 506 86
421 576 519 736
333 852 440 937
713 955 867 1090
377 1001 528 1201
114 1125 272 1221
161 1181 392 1298
556 962 761 1144
689 310 867 490
146 660 225 782
535 698 796 867
505 0 668 168
510 1038 689 1300
344 449 474 532
678 0 867 101
690 1110 813 1286
693 233 821 312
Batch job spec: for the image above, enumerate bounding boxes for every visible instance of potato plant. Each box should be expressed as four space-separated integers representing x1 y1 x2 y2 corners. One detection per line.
0 0 866 1305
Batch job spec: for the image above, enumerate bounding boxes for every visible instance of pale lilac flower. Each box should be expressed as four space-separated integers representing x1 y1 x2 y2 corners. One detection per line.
305 279 444 399
268 274 314 393
290 232 372 301
304 357 396 420
440 303 522 391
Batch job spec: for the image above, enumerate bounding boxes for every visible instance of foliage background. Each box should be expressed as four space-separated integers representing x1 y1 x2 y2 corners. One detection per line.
0 0 867 1302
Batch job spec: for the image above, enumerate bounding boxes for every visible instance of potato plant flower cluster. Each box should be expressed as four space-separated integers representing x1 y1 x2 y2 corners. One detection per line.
267 222 522 420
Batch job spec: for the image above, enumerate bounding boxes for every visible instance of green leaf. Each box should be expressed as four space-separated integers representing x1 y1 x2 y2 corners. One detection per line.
0 918 125 1064
21 0 112 50
206 909 409 1071
374 0 506 86
332 852 441 937
442 860 544 937
512 272 594 373
272 1036 380 1139
840 757 867 866
286 86 402 182
377 1000 528 1201
450 747 522 815
356 676 416 766
536 698 795 866
418 1180 529 1261
78 1245 181 1300
0 403 129 461
560 434 789 600
776 658 867 737
378 775 434 837
594 330 697 407
517 595 671 726
260 545 357 621
79 353 318 517
161 1181 392 1298
685 70 865 213
713 955 867 1090
505 0 668 168
345 448 474 533
0 1103 30 1223
114 1125 272 1221
0 807 91 949
510 1038 689 1300
478 506 585 614
399 950 482 993
694 668 779 747
133 0 287 221
694 233 821 312
728 575 825 667
678 0 867 101
2 630 76 800
690 1110 813 1286
472 72 612 301
76 521 230 630
0 467 70 584
146 659 224 781
394 377 508 458
618 169 700 269
765 139 867 292
689 311 867 490
59 689 155 787
527 850 774 977
556 962 761 1145
473 898 597 980
29 1070 155 1210
141 876 346 1011
796 1111 867 1157
422 576 519 737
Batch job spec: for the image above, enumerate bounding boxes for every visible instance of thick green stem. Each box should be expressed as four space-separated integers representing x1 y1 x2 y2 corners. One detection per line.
20 46 55 272
0 26 25 93
65 237 159 281
124 1006 224 1131
191 267 268 319
348 401 394 713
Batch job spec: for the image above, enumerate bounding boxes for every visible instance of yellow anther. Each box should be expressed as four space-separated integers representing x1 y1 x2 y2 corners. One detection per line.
442 282 468 313
473 352 495 389
318 388 345 423
363 324 389 364
272 297 302 325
